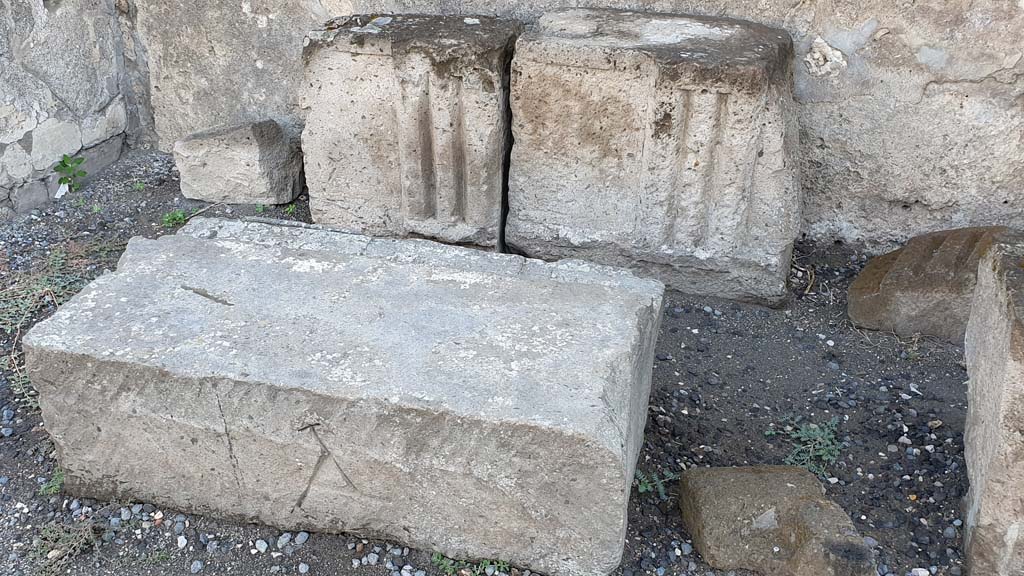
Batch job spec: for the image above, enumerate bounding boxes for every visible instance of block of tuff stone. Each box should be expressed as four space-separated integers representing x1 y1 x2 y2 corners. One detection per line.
173 120 303 205
848 227 1006 343
964 229 1024 576
678 466 875 576
23 218 663 576
301 15 520 249
506 8 800 304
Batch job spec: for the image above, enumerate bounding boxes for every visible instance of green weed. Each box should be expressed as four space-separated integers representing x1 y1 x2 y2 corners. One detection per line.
634 469 678 501
0 244 120 335
161 210 187 228
39 469 64 497
431 553 510 576
54 155 87 193
31 521 99 576
766 417 842 476
0 354 38 411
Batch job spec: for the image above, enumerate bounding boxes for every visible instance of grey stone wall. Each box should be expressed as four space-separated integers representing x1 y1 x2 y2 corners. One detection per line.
0 0 127 217
121 0 1024 249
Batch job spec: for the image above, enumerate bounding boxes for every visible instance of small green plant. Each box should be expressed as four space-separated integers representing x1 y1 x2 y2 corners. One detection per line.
1 354 39 411
634 469 677 501
765 417 842 476
39 469 65 496
90 204 102 214
255 204 266 214
144 550 172 564
32 521 98 576
132 181 146 191
431 553 510 576
284 203 297 216
55 155 87 193
0 243 121 336
162 209 187 228
72 197 86 208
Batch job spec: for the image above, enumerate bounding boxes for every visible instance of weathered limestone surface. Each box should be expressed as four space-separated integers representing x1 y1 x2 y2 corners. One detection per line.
0 0 126 216
120 0 1024 248
174 120 303 205
848 227 1007 343
122 0 352 150
23 218 664 576
964 230 1024 576
353 0 1024 249
679 466 875 576
301 15 519 248
506 8 800 303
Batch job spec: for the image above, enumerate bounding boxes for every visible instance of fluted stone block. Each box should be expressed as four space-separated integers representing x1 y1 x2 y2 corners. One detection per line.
964 230 1024 576
23 218 664 576
507 9 800 304
301 15 520 249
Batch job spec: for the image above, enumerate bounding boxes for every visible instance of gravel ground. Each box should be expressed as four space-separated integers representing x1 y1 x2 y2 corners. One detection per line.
0 153 968 576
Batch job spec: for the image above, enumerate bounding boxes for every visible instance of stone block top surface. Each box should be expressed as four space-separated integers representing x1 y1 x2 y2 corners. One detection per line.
519 8 794 91
25 218 664 458
305 14 522 60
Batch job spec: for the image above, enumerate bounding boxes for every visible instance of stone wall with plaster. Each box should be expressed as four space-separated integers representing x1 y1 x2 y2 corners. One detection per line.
121 0 1024 249
1 0 128 217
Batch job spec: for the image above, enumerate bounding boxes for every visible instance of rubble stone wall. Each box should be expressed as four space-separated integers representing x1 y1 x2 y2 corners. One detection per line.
0 0 127 217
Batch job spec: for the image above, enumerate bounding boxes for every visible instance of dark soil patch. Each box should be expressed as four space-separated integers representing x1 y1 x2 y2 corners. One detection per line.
0 153 966 576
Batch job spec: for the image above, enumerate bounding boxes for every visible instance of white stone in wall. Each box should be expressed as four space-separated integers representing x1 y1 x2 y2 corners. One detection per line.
301 15 520 249
29 119 83 172
506 8 801 304
0 144 32 186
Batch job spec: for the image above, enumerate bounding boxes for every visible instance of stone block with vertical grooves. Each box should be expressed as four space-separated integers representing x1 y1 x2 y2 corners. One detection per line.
506 9 800 304
301 15 520 249
964 229 1024 576
848 226 1007 343
22 218 664 576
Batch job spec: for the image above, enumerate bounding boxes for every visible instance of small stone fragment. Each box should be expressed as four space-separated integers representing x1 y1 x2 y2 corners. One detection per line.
173 119 303 205
678 466 875 576
848 227 1007 342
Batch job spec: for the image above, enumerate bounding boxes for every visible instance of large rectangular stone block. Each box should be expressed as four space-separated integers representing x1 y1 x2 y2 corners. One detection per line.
506 8 801 304
23 218 664 576
301 15 520 249
964 230 1024 576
